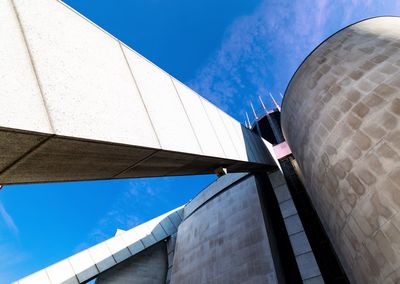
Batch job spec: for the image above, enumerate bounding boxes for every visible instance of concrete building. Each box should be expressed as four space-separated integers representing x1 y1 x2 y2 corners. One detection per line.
3 0 400 283
282 17 400 283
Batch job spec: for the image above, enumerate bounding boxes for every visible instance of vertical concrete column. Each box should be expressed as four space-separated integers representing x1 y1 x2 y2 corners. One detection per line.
269 171 323 283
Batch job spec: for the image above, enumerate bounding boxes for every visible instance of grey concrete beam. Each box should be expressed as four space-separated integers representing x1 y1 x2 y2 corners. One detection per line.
0 0 276 185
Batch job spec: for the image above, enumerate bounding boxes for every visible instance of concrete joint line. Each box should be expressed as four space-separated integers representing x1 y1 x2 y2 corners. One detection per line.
158 220 169 236
0 135 54 177
104 243 119 266
166 215 178 230
10 0 56 134
199 98 227 158
184 174 252 220
67 258 83 283
118 41 162 149
283 212 299 220
170 77 204 155
216 108 240 159
111 150 160 178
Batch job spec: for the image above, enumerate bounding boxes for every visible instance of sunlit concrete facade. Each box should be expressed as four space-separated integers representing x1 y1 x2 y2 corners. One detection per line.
0 0 275 185
282 17 400 283
5 0 400 283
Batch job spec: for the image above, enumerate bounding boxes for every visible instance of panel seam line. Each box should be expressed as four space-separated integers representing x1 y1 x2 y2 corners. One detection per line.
118 41 163 149
170 77 204 154
10 0 56 134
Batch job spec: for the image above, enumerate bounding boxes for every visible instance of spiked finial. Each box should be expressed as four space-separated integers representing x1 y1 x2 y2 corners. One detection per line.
258 95 268 114
250 101 258 120
269 92 281 111
245 112 252 128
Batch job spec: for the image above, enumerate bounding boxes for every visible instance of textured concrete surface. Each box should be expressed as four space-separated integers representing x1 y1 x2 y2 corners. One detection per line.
96 242 168 284
269 170 323 283
282 17 400 283
15 207 183 284
171 175 278 283
0 0 276 185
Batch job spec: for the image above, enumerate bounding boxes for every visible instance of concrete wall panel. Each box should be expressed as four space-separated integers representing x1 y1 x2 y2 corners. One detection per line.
171 175 278 283
0 137 155 184
69 250 99 283
218 110 249 161
122 45 201 154
0 0 52 134
13 0 159 147
19 271 51 284
46 259 78 284
0 130 49 174
173 79 225 158
105 236 132 263
96 242 168 284
282 16 400 283
200 97 238 159
89 243 116 273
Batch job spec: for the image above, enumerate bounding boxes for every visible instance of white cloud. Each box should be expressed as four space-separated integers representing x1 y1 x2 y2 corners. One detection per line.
0 201 18 236
188 0 400 120
0 243 27 283
74 178 174 252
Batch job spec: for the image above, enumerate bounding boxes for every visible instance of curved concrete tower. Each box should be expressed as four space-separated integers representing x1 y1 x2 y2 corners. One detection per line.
282 17 400 283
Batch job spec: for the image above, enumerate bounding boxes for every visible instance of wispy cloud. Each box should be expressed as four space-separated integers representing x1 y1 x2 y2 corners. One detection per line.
0 201 18 236
188 0 400 121
0 243 27 283
74 178 177 252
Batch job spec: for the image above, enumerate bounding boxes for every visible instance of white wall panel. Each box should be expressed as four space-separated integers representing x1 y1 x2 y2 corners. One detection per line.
88 243 116 273
0 0 52 133
69 250 99 282
18 271 51 284
173 79 225 158
200 98 238 159
13 0 159 147
46 259 78 284
122 45 201 154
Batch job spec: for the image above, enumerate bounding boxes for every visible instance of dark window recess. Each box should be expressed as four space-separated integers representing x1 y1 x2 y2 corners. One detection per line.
279 156 349 284
251 111 284 145
255 173 303 284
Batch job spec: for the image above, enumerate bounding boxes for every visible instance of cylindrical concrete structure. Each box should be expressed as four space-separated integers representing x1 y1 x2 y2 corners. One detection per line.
282 17 400 283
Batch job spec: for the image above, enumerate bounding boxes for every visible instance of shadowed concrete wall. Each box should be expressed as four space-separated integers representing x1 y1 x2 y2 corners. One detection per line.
96 242 167 284
170 174 278 283
282 17 400 283
0 0 275 185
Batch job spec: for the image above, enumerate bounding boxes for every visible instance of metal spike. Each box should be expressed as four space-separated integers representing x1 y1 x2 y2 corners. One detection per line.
250 101 258 120
245 112 251 128
244 115 249 128
269 92 281 111
258 95 268 114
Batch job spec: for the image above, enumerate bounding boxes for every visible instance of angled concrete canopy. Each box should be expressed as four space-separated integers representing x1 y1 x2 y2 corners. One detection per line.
0 0 275 185
14 207 184 284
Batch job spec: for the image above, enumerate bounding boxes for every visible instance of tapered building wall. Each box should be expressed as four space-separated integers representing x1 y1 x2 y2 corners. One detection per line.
282 17 400 283
171 174 278 283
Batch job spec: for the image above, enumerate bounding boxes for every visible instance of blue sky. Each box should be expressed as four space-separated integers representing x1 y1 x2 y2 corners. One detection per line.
1 0 400 283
